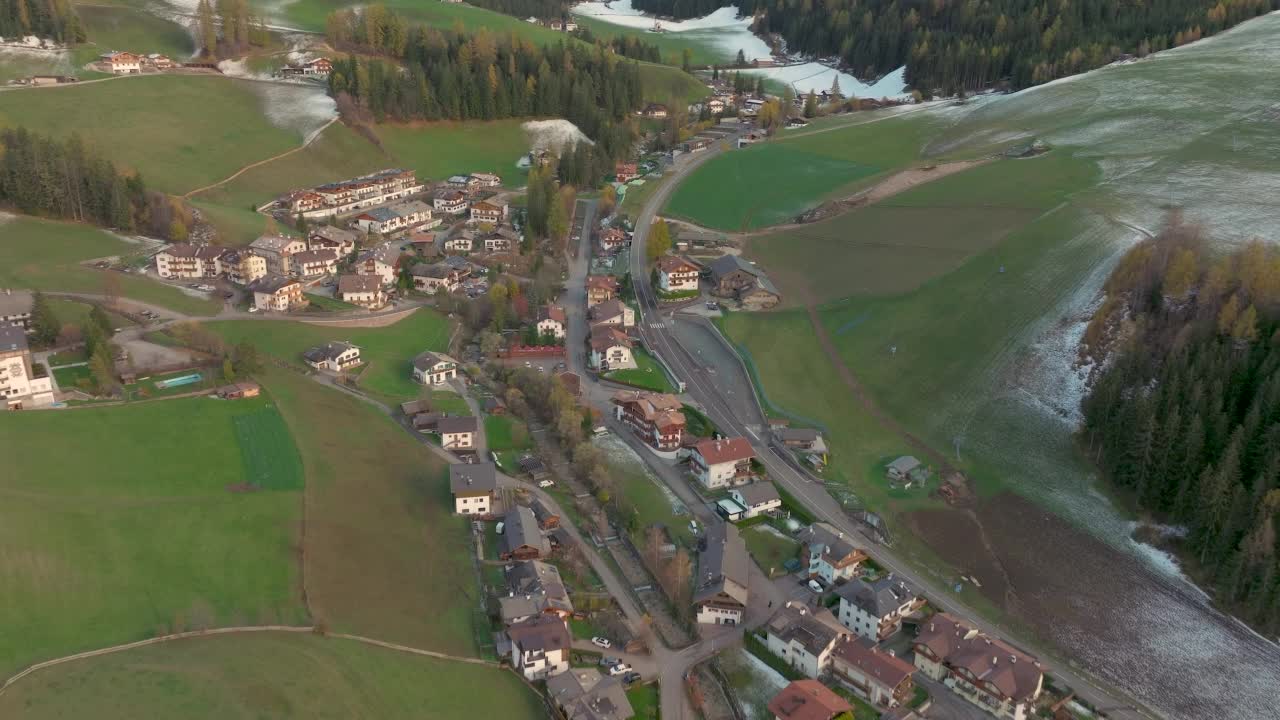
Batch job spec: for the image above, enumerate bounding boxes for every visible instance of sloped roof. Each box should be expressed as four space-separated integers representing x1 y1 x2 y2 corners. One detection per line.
831 636 915 689
693 522 749 607
765 601 847 658
338 274 381 294
734 481 780 507
503 505 550 556
303 341 357 364
915 613 1044 703
835 575 920 618
767 680 853 720
449 463 496 494
693 437 754 466
506 615 570 653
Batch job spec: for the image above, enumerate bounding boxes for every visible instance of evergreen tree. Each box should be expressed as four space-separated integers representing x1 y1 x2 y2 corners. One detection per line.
29 290 60 346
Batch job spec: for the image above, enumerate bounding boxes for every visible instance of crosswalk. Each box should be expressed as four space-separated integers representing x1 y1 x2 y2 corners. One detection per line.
648 322 665 329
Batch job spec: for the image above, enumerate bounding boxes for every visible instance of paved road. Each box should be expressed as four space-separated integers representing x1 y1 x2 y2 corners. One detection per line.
624 141 1157 720
563 199 597 376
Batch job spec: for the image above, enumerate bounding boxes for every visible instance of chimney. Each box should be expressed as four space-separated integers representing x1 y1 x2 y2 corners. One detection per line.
1010 655 1017 664
992 656 998 665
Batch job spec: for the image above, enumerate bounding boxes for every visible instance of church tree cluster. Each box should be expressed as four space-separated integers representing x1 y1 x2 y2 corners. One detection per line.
634 0 1276 93
1081 221 1280 632
324 6 642 162
0 0 82 44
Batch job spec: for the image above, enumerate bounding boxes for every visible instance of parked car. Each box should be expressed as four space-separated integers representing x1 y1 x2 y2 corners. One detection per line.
608 663 632 676
495 521 505 535
537 479 555 488
599 656 620 667
590 637 612 649
689 519 699 535
807 579 823 594
622 672 642 684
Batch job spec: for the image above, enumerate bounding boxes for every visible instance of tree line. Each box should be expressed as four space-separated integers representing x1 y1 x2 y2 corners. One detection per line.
193 0 270 58
323 6 643 163
0 0 83 44
1081 218 1280 633
636 0 1277 94
465 0 566 21
0 127 144 230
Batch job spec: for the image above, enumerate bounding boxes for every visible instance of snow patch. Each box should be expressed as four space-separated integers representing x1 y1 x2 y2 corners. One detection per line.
571 0 771 61
523 119 592 153
744 64 909 99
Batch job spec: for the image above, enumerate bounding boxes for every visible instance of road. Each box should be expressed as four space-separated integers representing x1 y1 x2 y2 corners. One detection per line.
624 138 1156 720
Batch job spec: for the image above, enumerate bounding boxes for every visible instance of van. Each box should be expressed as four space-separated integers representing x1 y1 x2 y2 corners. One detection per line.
593 426 608 436
495 522 505 535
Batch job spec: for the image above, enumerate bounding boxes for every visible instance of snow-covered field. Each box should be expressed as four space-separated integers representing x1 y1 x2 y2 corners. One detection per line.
571 0 771 61
523 119 592 153
745 63 908 99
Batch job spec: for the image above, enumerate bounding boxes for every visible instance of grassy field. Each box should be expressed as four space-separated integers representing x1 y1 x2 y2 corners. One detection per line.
0 631 545 719
637 61 709 105
605 346 675 392
484 414 530 452
627 683 661 720
745 154 1097 303
741 524 799 578
0 394 306 676
0 215 222 315
374 120 531 185
263 367 479 655
47 297 134 333
233 407 306 490
665 112 941 231
0 75 303 194
78 4 194 59
207 309 453 403
574 14 731 66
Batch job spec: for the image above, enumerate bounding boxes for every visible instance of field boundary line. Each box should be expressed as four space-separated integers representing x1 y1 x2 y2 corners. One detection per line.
183 116 340 199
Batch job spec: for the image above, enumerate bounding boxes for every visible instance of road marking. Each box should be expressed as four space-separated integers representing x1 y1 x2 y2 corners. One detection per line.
649 322 665 329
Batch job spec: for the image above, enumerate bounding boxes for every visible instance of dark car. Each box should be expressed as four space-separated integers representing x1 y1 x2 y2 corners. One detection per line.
622 672 642 684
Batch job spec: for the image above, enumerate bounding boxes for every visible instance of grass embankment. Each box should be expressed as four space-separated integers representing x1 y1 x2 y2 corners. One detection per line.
741 525 800 578
47 297 134 334
78 4 194 59
0 215 221 315
484 413 533 470
665 112 941 232
605 346 675 392
626 683 661 720
0 632 545 719
0 395 307 677
573 14 731 66
0 75 303 195
207 308 452 404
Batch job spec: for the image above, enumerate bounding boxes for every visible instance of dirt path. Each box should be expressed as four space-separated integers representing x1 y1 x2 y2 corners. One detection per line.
183 116 340 199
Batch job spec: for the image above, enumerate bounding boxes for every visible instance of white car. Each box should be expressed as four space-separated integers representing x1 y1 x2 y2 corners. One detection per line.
807 579 823 594
537 479 555 488
590 636 611 649
608 663 632 676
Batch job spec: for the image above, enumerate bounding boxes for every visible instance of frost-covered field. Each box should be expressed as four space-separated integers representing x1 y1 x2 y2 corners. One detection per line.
571 0 771 60
744 64 908 99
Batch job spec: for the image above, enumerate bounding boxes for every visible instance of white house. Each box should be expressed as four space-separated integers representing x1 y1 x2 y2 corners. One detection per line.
798 522 868 585
764 602 851 679
836 575 923 642
337 274 386 309
102 51 141 74
589 298 634 328
690 437 755 490
656 255 700 293
291 248 339 277
437 415 477 451
470 172 502 188
302 341 361 372
155 243 225 279
537 305 566 340
588 325 635 371
412 351 459 385
470 199 508 225
434 190 468 215
0 323 54 410
444 232 474 253
250 234 308 276
450 463 496 515
693 523 750 625
506 616 571 681
914 614 1044 720
729 482 782 519
355 242 401 286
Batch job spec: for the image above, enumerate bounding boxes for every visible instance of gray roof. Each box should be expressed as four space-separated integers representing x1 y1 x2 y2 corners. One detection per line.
358 241 401 265
361 206 398 222
547 669 634 720
503 505 550 557
888 456 922 474
436 415 477 434
413 351 457 370
693 522 749 607
501 559 573 622
250 234 300 253
765 602 848 657
0 289 33 317
411 263 453 278
248 273 297 294
0 322 28 352
506 614 570 653
392 199 433 215
292 248 336 265
798 522 858 564
302 341 356 363
836 575 920 618
708 253 758 282
733 482 780 507
449 463 496 494
777 428 821 444
309 225 359 245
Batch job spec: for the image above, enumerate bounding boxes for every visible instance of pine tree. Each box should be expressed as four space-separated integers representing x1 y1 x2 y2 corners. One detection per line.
29 290 60 346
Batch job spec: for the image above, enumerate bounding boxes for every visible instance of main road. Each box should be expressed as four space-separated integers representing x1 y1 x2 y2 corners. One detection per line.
625 136 1157 720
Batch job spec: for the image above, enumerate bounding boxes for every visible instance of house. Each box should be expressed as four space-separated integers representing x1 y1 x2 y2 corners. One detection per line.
886 456 928 486
830 637 916 709
836 575 924 641
470 172 502 188
250 234 308 275
914 614 1045 720
684 138 712 154
520 455 550 483
224 251 267 286
407 232 439 258
412 351 459 385
412 411 444 432
708 254 781 309
0 323 54 409
612 391 685 453
304 57 332 74
690 436 756 489
155 243 225 279
588 325 634 371
145 53 174 69
590 298 635 328
444 231 474 253
337 274 386 309
355 242 402 286
284 169 423 219
450 463 496 515
598 227 628 254
447 174 471 189
563 19 577 31
248 274 304 312
708 97 726 114
764 601 850 678
501 559 574 625
434 190 468 215
0 290 33 331
101 51 141 74
776 428 828 455
216 381 261 399
302 341 361 372
352 200 437 236
767 679 853 720
537 305 567 340
484 234 513 253
291 248 339 277
640 103 668 119
502 505 551 560
470 199 507 225
309 226 359 256
586 275 619 307
411 263 460 294
797 523 868 585
437 415 478 451
505 615 571 680
730 482 782 519
615 162 639 183
656 255 701 293
546 669 634 720
694 522 749 625
483 396 507 415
